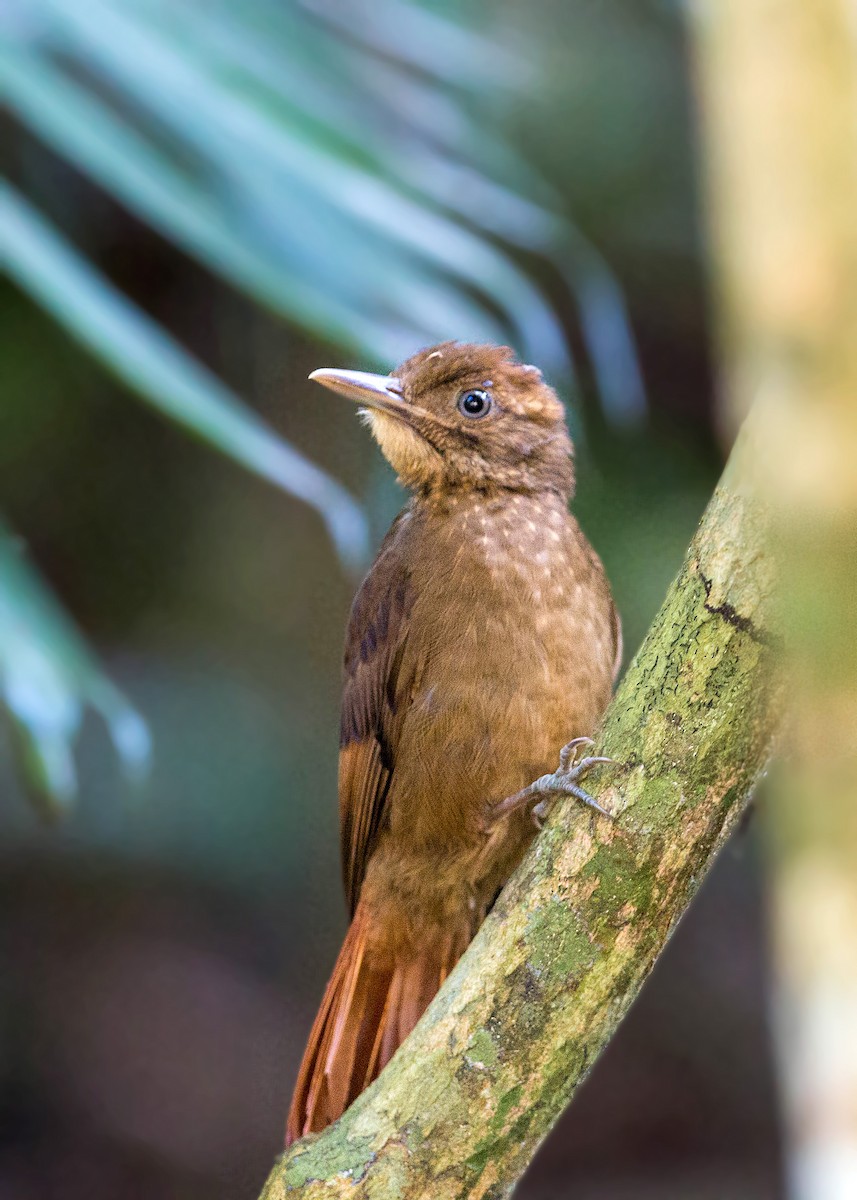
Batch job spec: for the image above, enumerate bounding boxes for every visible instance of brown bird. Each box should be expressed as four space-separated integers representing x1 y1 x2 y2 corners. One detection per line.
287 342 620 1144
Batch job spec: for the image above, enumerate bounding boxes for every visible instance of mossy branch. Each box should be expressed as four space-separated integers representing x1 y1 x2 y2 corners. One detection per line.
263 413 779 1199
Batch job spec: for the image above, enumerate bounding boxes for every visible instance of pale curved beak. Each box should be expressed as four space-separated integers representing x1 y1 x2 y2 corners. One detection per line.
309 368 404 412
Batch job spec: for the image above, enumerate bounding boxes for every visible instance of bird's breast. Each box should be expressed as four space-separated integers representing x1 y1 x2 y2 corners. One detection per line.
387 492 614 845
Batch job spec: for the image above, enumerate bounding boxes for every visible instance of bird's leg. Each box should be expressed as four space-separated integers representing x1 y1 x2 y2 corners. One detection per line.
493 737 617 828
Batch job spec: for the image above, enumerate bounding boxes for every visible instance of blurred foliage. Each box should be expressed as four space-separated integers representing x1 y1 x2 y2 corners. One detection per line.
0 6 770 1197
0 0 651 813
0 521 149 817
0 184 368 569
1 0 644 411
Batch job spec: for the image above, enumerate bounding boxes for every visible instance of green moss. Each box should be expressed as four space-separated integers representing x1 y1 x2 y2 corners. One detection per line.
628 773 685 829
525 898 595 980
464 1138 494 1177
460 1089 526 1187
286 1130 378 1190
466 1027 499 1070
582 842 655 925
493 1084 523 1128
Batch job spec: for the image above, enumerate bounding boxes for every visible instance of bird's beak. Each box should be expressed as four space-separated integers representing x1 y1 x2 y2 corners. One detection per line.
309 368 406 417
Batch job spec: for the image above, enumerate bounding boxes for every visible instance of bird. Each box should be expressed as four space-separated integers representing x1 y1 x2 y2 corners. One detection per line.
286 341 621 1144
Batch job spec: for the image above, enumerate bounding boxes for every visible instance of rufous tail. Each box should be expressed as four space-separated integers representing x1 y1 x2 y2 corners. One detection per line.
286 900 466 1145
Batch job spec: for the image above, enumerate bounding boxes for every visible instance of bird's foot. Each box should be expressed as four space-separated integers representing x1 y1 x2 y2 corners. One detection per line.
493 737 617 829
533 737 616 825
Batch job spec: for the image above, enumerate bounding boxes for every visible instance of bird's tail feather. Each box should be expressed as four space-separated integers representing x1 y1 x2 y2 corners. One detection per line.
286 901 465 1144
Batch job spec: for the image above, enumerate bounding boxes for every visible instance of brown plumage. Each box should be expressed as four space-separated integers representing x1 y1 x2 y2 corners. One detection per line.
287 342 620 1144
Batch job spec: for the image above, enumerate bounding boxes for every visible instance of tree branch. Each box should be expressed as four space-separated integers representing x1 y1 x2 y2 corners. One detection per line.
263 414 779 1199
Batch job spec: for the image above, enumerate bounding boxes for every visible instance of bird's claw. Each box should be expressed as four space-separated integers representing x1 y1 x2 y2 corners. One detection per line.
546 737 617 820
558 736 595 771
493 737 617 829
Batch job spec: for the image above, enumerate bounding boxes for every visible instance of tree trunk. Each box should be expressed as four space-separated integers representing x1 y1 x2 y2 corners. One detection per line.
691 3 857 1195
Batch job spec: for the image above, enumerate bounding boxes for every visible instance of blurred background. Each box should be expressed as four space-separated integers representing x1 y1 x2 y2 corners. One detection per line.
0 0 782 1196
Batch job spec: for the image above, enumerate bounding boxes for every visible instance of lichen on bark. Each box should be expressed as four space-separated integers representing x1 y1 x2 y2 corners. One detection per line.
264 433 779 1200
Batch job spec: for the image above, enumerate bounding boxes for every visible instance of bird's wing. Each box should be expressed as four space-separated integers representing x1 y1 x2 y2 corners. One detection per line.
610 600 624 682
338 515 418 915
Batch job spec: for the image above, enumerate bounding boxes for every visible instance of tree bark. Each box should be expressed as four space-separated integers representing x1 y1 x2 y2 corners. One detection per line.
691 3 857 1195
262 407 780 1199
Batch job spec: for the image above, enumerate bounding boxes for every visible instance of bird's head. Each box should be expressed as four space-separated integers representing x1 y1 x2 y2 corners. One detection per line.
309 342 575 498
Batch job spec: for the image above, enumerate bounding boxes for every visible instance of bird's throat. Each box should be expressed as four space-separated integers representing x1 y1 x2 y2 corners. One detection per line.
360 407 443 489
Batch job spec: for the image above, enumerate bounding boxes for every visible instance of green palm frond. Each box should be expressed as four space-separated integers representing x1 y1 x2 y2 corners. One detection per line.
0 181 369 811
0 522 150 817
0 0 646 812
2 0 645 414
0 183 369 569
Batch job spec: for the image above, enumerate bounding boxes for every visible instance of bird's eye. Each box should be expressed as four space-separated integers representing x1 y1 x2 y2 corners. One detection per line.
457 389 492 418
